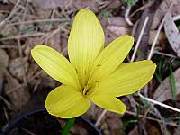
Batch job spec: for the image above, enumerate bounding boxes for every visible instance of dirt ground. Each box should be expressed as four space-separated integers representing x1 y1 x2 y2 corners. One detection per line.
0 0 180 135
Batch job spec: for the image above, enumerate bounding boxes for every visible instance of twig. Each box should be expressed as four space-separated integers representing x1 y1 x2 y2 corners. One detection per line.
154 51 178 58
0 0 21 28
0 33 45 41
131 17 149 62
173 15 180 21
95 106 179 127
125 6 134 26
0 96 12 109
9 18 69 26
126 110 177 126
138 93 180 113
6 70 43 95
0 45 18 48
95 110 107 127
147 17 165 60
130 1 154 18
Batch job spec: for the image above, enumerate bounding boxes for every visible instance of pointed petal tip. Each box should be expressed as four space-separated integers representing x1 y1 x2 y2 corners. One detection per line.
31 45 48 56
145 60 157 70
68 8 104 86
94 60 157 97
31 45 80 88
123 35 135 43
91 95 127 115
32 45 51 50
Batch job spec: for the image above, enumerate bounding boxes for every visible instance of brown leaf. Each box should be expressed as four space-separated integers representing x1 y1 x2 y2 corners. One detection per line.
33 0 99 11
105 17 130 43
106 112 125 135
107 17 128 27
164 12 180 56
174 126 180 135
153 68 180 102
152 1 180 29
107 26 129 36
0 49 9 95
9 57 28 81
72 0 99 12
0 24 18 37
128 126 139 135
106 0 122 10
46 32 62 52
4 72 30 110
0 48 9 71
149 30 165 45
145 120 162 135
33 0 72 9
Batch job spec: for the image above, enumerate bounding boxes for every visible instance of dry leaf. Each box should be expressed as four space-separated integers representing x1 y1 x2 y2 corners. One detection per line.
0 73 3 95
106 0 122 10
72 0 98 12
33 0 72 9
152 1 180 29
0 24 18 37
164 12 180 56
105 17 130 43
174 126 180 135
46 32 62 53
0 48 9 71
145 120 162 135
0 48 9 95
106 112 125 135
9 57 28 81
148 30 165 45
153 68 180 102
4 72 30 110
107 17 128 28
33 0 99 11
107 26 129 36
128 126 139 135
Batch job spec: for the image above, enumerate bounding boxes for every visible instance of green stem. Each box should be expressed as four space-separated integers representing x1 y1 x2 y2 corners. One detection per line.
62 118 75 135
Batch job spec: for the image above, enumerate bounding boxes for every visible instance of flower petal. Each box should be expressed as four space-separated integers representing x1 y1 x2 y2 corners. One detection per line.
89 35 134 83
91 95 126 114
68 9 105 87
45 85 90 118
92 60 156 97
31 45 80 89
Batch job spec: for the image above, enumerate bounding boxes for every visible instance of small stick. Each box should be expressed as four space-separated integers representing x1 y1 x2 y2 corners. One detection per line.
0 33 45 41
147 16 165 60
138 93 180 112
125 6 134 26
95 110 107 127
154 51 177 58
131 17 149 62
9 18 69 26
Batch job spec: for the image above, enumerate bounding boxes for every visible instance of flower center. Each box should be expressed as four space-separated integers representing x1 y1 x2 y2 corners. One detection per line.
82 85 91 96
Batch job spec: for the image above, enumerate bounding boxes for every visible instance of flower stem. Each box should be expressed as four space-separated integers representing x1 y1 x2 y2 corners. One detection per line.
62 118 75 135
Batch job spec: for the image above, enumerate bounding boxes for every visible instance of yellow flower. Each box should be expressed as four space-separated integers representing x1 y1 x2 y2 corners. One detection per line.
31 9 156 118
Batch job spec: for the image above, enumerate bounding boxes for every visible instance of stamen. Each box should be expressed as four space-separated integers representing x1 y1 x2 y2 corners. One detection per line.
82 86 89 95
